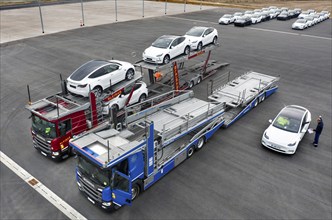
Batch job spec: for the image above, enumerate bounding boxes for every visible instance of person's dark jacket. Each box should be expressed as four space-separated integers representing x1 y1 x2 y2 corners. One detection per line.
315 119 324 134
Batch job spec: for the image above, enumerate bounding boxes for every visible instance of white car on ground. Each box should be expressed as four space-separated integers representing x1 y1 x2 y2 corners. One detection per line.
244 10 254 18
321 11 330 19
67 60 135 97
261 105 311 154
305 16 315 26
103 82 148 113
251 14 262 23
184 26 218 51
298 11 309 19
233 12 244 21
292 19 308 30
143 35 191 64
219 14 235 24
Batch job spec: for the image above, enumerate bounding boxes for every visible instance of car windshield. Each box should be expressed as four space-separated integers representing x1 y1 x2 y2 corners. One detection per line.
32 114 57 138
186 27 205 37
252 15 259 18
296 19 306 23
78 156 110 187
223 15 232 18
272 107 304 133
234 13 242 16
152 37 173 49
70 60 109 81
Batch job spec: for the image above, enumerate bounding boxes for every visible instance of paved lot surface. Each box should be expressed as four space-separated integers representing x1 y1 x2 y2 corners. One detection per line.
1 7 331 220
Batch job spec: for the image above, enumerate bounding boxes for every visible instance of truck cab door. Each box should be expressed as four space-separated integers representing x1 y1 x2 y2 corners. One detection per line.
112 171 132 206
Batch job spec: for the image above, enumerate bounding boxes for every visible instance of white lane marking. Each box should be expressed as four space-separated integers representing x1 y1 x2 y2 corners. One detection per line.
246 27 332 40
0 151 87 220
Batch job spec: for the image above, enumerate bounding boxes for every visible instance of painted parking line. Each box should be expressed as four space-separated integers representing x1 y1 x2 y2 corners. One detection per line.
0 151 87 220
246 27 332 40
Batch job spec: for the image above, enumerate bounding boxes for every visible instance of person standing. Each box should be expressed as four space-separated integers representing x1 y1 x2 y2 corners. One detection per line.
313 116 324 147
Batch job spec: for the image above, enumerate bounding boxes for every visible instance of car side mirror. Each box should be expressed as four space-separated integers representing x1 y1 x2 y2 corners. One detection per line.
119 94 124 98
268 119 272 123
301 127 307 133
118 66 122 70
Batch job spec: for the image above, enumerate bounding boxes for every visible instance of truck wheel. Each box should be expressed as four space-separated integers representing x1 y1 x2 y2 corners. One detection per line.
260 93 266 102
189 81 194 88
93 86 103 97
196 137 205 150
254 99 258 107
187 146 194 158
132 184 140 200
126 69 135 80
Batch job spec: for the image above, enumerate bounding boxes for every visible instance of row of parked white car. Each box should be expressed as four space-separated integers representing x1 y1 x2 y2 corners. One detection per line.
292 10 330 30
219 6 300 26
143 26 218 64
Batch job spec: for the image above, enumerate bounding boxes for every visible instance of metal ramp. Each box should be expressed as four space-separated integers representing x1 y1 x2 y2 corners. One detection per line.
208 71 279 107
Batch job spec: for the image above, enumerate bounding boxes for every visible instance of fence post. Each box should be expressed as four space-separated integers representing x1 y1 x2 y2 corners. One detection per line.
142 0 145 18
37 0 45 33
115 0 118 21
80 0 85 26
165 0 167 15
184 0 186 12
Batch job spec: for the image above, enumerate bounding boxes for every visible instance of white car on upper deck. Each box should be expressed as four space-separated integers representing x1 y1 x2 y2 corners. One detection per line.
143 35 191 64
184 26 218 51
67 60 135 97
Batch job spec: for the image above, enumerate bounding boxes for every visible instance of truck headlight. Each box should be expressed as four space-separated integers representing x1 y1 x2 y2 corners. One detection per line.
102 202 112 206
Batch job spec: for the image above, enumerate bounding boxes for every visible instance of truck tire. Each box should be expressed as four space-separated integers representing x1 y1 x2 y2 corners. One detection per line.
189 81 194 88
196 137 205 151
132 183 140 200
187 146 194 158
260 93 266 102
253 99 258 107
197 76 202 84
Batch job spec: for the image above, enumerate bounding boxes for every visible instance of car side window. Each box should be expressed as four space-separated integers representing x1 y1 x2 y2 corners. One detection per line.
178 37 185 44
171 39 178 47
134 83 142 91
122 85 134 95
105 64 119 73
89 68 105 78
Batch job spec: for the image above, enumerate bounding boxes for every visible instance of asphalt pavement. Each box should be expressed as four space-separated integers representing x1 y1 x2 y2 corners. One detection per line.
1 6 331 220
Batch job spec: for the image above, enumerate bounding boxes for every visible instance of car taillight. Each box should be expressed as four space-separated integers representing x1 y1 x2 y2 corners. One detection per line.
78 84 88 88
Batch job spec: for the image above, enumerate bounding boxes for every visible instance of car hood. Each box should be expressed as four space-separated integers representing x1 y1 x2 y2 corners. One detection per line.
219 17 230 21
144 46 167 57
265 125 300 146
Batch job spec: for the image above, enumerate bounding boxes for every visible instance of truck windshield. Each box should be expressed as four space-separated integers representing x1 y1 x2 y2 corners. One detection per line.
32 115 57 138
78 156 110 187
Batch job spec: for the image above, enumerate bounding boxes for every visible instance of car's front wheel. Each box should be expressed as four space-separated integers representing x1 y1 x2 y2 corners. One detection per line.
163 55 170 64
197 42 203 51
126 69 135 80
184 46 190 55
139 94 147 103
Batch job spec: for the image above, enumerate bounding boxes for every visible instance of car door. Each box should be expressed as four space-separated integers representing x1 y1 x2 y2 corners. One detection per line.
105 63 122 86
299 112 311 140
202 29 212 45
169 38 181 58
112 170 132 206
88 67 108 90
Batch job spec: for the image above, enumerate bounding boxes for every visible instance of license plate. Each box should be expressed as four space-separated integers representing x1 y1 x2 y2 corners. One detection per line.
87 197 95 204
40 151 47 157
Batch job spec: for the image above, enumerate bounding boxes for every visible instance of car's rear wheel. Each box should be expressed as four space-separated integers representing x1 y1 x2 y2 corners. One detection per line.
197 42 203 51
213 36 218 45
126 69 135 80
163 55 170 64
93 86 103 97
139 94 147 103
184 46 190 55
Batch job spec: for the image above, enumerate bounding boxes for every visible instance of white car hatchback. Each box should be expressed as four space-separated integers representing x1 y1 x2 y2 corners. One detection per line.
67 60 135 97
219 14 235 24
103 82 148 114
184 26 218 51
143 35 190 64
261 105 311 154
292 19 308 30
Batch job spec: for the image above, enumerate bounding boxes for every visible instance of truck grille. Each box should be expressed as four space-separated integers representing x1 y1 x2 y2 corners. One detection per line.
79 176 103 203
34 135 51 154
